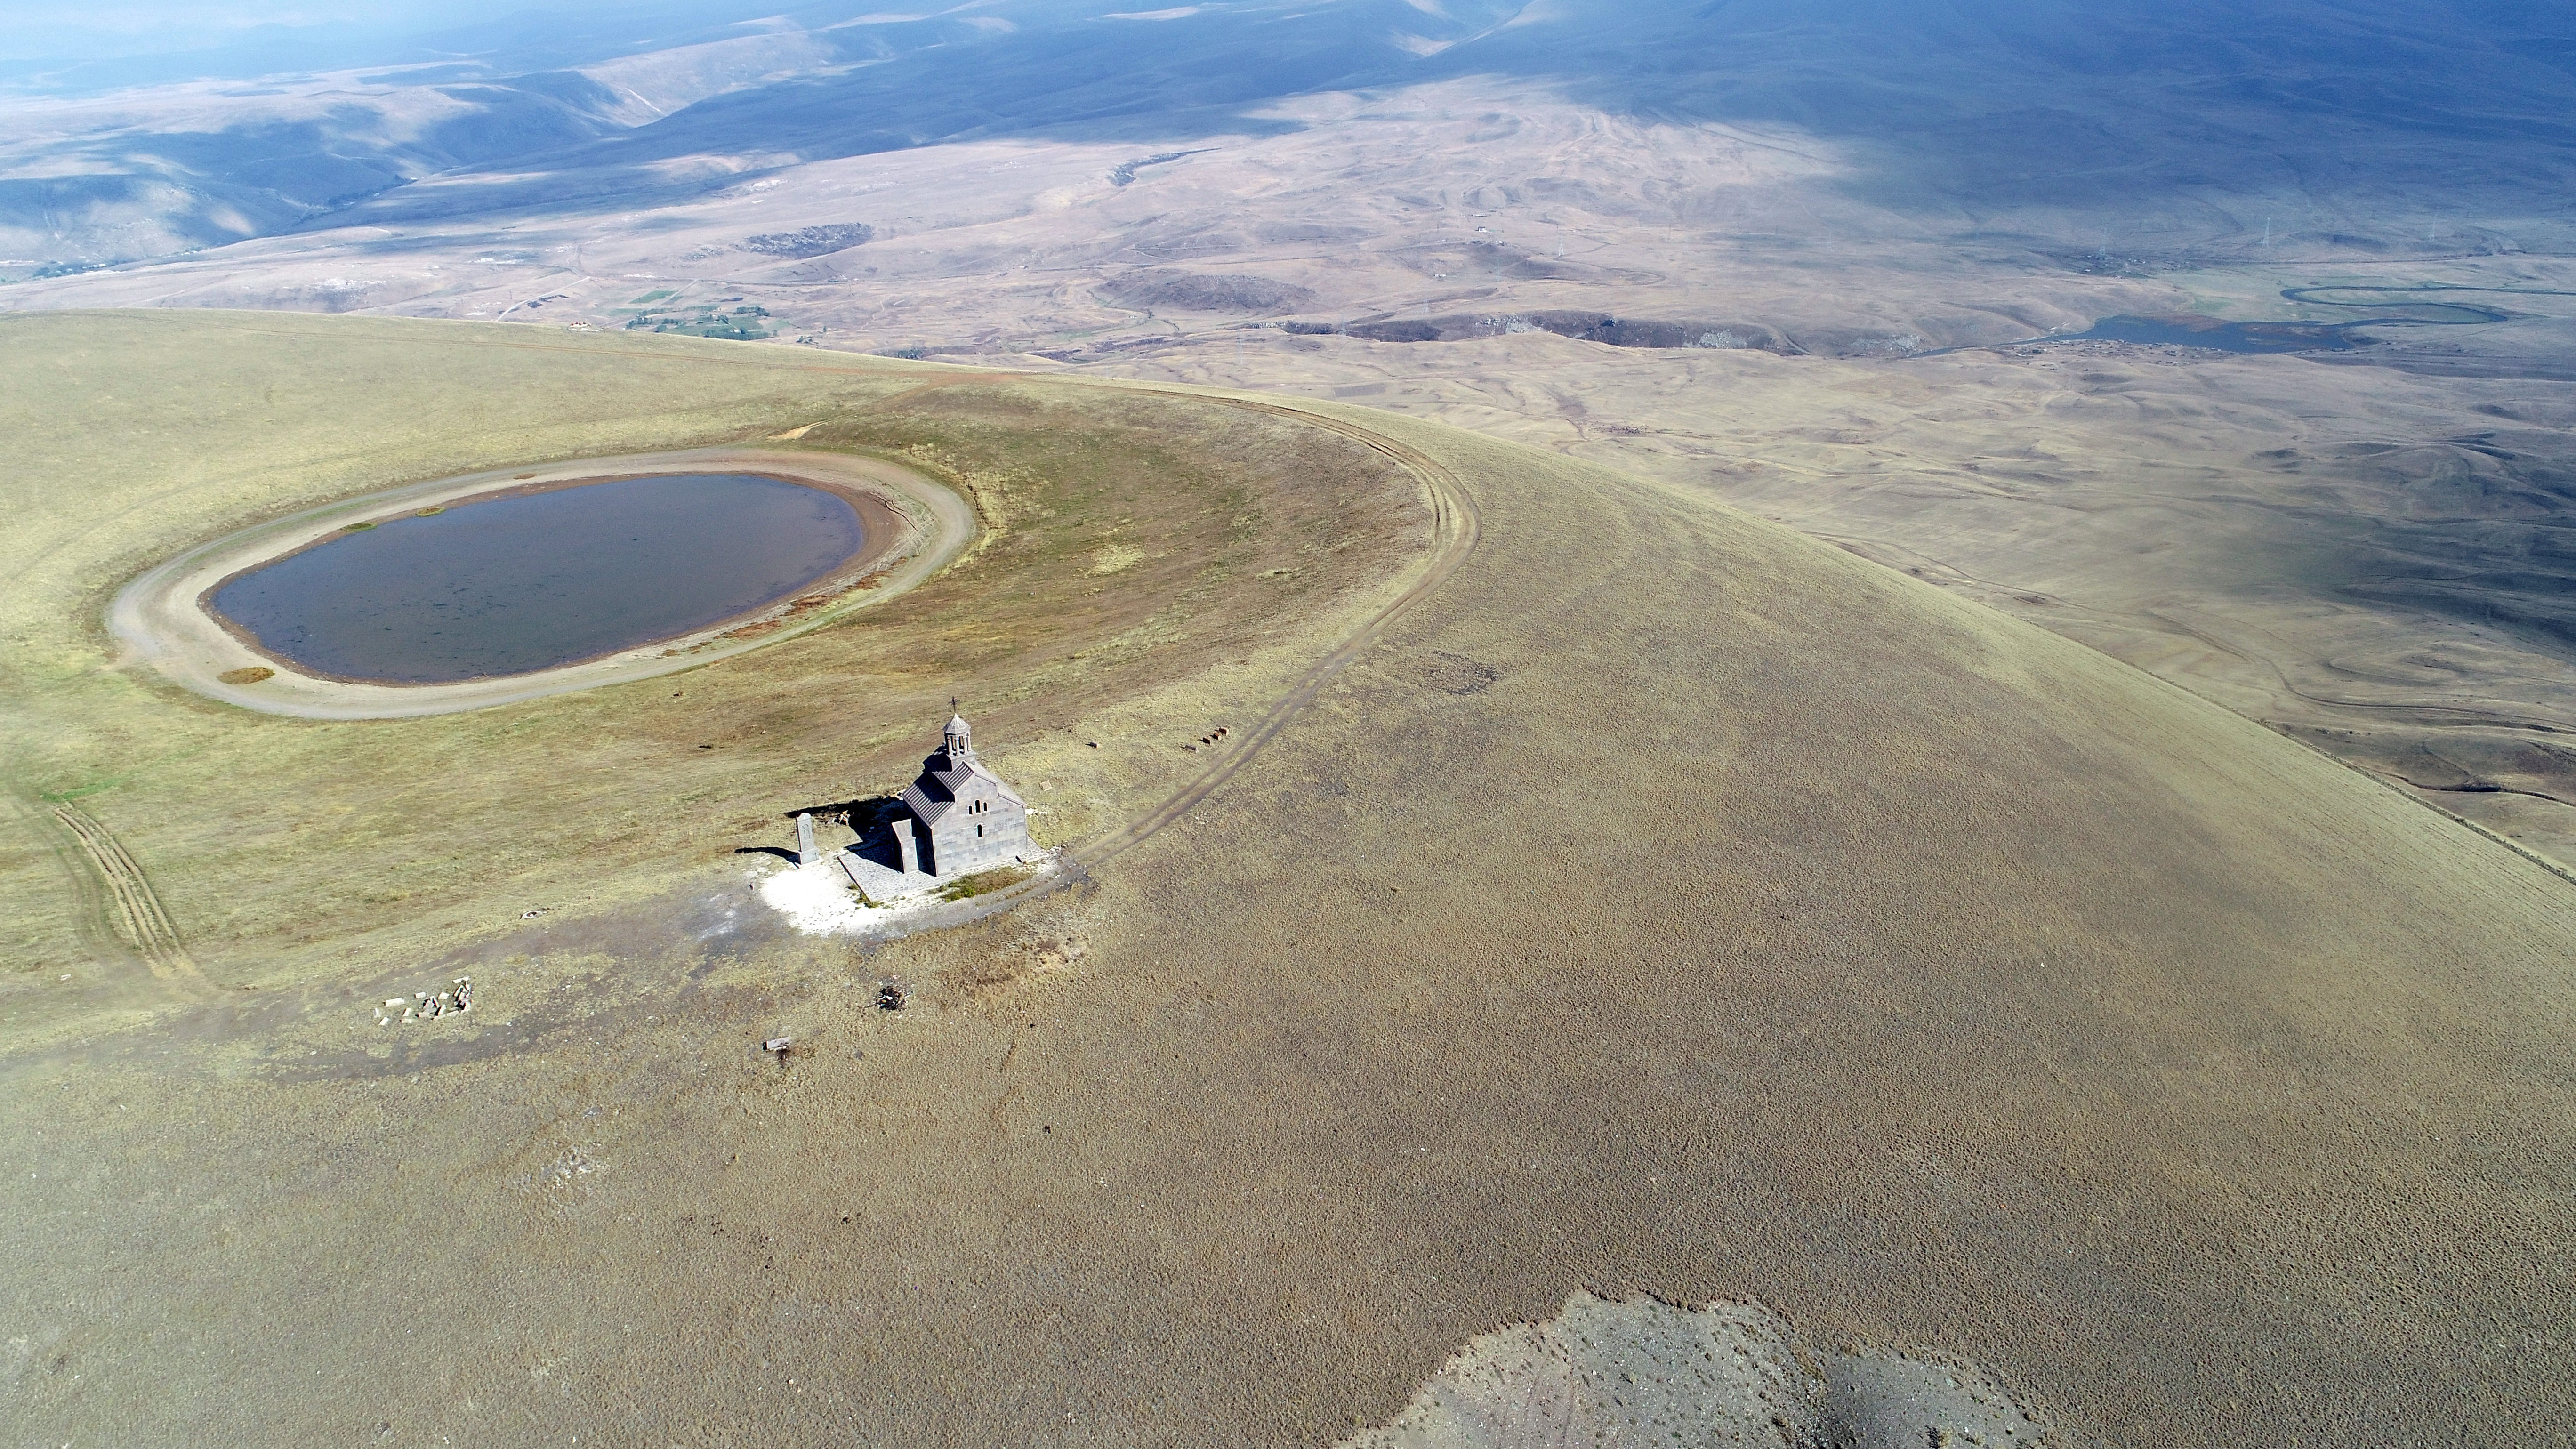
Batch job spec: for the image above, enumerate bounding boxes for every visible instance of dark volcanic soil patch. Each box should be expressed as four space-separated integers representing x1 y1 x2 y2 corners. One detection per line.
1303 309 1794 352
742 223 873 258
1099 268 1316 314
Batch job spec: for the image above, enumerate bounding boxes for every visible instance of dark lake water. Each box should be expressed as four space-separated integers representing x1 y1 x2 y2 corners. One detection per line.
1981 291 2529 358
211 474 865 684
2059 315 2375 353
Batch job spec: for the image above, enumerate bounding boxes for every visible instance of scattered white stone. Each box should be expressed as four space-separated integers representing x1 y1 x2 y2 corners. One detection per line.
1343 1291 2046 1449
759 849 1063 937
376 974 473 1027
757 859 886 936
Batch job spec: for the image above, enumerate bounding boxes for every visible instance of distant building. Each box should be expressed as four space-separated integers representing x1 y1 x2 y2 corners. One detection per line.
888 711 1031 878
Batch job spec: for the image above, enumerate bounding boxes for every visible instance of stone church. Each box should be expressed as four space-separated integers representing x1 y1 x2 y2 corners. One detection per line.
887 710 1030 878
820 709 1035 896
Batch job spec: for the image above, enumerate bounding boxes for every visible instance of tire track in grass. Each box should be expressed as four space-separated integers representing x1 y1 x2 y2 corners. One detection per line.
870 386 1479 931
48 799 203 986
1071 391 1481 868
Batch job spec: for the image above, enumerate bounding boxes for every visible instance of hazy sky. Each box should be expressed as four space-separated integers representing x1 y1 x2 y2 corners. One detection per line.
0 5 513 55
0 0 797 66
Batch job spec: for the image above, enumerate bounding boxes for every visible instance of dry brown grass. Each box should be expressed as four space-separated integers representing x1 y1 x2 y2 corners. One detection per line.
3 314 2573 1448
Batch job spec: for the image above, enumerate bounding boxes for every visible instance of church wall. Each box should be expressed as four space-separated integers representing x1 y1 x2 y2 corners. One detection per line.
926 801 1031 876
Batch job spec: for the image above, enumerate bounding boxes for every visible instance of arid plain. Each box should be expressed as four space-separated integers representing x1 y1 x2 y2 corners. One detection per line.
8 8 2576 1443
1 312 2572 1446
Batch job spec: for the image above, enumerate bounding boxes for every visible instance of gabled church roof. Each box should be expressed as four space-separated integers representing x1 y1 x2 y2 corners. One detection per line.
898 711 1026 827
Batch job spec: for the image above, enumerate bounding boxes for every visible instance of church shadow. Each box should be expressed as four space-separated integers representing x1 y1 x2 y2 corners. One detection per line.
778 797 881 825
764 797 917 874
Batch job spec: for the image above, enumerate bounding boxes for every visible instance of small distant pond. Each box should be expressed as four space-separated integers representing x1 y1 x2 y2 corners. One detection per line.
2055 315 2382 353
210 474 866 684
1953 283 2568 359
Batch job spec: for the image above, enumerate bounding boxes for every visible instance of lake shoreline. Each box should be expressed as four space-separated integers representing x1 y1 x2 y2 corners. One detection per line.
109 446 969 719
197 469 901 686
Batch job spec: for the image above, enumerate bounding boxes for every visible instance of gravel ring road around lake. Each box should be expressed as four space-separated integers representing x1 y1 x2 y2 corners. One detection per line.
106 445 967 720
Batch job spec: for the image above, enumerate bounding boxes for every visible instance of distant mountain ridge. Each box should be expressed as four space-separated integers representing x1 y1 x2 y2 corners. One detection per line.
3 0 2572 268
